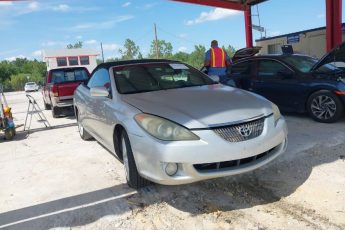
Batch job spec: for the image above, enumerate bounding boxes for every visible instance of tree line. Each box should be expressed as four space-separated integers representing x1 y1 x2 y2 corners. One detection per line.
0 39 236 91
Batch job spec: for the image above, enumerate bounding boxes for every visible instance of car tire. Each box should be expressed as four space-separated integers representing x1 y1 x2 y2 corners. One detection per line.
77 112 92 140
44 102 51 110
120 130 150 189
307 90 344 123
52 106 60 118
4 128 15 140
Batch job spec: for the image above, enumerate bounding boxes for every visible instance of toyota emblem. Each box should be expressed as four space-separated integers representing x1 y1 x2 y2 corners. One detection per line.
237 125 252 137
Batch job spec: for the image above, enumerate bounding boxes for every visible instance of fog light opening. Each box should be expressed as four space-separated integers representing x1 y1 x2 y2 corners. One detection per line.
165 163 178 176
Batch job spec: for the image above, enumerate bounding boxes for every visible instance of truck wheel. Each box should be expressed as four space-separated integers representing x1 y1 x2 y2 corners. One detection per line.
5 128 15 140
307 90 344 123
44 102 51 110
52 107 60 118
120 130 150 189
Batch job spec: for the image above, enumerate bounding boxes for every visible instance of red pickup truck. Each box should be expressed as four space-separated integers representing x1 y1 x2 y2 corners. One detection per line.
42 67 90 118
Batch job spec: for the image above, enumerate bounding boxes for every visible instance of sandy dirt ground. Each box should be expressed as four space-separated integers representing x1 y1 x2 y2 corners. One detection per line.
0 91 344 230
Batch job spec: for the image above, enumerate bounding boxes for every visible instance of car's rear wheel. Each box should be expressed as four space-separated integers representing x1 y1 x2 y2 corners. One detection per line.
120 130 150 189
52 106 60 118
44 102 51 110
307 90 344 123
77 110 92 140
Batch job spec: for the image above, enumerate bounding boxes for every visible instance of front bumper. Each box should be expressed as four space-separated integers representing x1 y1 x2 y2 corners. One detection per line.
129 115 288 185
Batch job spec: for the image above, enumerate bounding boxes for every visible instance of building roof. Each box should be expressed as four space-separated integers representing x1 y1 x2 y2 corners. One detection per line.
256 23 345 42
42 48 100 58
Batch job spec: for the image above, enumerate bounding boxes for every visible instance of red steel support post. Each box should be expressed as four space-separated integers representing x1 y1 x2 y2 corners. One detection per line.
244 6 253 48
326 0 343 51
333 0 343 47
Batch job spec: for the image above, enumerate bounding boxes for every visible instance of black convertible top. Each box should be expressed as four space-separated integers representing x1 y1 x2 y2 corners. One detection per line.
93 59 180 74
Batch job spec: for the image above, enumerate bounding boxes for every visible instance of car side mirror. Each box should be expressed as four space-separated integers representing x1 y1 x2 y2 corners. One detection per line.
209 75 220 83
90 86 109 97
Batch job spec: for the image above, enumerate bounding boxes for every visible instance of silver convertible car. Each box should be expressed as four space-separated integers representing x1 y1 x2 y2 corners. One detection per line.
74 59 288 189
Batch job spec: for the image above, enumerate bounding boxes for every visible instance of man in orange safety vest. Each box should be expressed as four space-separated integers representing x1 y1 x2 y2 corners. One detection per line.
204 40 231 82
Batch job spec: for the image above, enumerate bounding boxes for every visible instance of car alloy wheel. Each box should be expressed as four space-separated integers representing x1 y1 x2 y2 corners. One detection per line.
310 95 337 120
78 120 84 137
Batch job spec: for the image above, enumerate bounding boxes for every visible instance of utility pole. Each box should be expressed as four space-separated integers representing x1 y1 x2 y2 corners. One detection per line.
100 42 105 63
256 5 263 39
154 23 159 59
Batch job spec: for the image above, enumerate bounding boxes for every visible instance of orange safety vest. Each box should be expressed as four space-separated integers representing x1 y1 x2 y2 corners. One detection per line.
210 47 226 68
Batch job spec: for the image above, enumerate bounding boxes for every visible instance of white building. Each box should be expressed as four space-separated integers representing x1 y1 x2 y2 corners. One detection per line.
42 49 99 73
256 23 345 59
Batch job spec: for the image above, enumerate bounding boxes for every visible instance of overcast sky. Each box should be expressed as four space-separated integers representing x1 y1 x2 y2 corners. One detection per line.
0 0 344 61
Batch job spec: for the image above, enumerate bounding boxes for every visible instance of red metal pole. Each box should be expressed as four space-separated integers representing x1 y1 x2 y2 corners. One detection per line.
326 0 333 51
244 7 253 48
333 0 342 47
326 0 343 51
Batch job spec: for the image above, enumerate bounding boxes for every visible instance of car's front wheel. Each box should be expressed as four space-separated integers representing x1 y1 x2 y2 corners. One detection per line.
307 90 344 123
120 130 149 189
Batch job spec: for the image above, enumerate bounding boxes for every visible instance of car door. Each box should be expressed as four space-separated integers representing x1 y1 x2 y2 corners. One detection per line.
252 59 301 111
86 68 114 148
227 60 256 89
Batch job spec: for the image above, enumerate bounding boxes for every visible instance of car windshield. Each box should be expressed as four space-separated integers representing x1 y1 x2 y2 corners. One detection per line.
51 69 89 83
113 62 215 94
282 56 340 73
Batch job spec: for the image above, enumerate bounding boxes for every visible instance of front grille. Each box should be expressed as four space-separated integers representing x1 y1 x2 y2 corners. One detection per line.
194 147 276 172
213 117 265 142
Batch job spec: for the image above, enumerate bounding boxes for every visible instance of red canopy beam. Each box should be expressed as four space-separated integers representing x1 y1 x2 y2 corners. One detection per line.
171 0 247 11
171 0 252 47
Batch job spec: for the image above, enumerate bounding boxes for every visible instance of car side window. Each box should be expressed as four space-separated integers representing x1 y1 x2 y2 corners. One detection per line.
229 61 253 76
87 68 111 92
258 60 290 78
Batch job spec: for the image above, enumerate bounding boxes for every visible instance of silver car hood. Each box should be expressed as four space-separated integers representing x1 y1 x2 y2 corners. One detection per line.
122 84 273 129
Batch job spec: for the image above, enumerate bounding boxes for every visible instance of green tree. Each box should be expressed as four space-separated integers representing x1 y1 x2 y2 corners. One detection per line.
0 61 17 84
222 45 236 58
0 58 46 91
119 39 141 60
172 51 189 63
8 74 28 91
148 39 173 59
187 45 206 69
67 41 83 49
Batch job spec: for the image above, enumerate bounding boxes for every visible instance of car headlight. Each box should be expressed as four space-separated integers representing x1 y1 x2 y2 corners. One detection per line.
272 103 281 124
134 113 199 141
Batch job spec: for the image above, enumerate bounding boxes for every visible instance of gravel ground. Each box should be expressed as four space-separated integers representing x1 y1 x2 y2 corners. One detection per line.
0 91 344 230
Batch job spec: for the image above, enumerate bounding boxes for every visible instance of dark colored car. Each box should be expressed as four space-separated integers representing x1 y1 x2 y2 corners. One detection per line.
226 42 345 123
43 67 90 118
